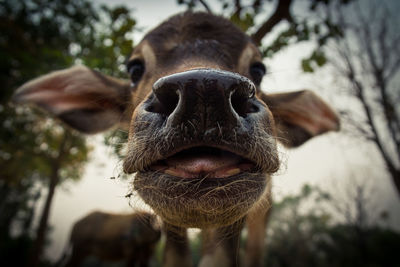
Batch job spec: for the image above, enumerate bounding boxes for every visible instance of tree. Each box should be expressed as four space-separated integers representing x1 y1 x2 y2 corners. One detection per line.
0 0 94 265
264 184 400 267
177 0 352 71
0 0 136 266
321 0 400 197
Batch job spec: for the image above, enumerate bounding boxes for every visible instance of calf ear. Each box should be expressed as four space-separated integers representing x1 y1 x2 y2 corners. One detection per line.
13 66 131 134
259 90 340 147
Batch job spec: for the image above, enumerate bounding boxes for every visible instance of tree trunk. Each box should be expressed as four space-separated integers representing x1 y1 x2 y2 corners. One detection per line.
388 165 400 199
27 133 68 267
27 164 60 267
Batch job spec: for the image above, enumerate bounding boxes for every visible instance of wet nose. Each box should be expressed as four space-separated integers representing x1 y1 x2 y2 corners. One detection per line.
149 69 257 130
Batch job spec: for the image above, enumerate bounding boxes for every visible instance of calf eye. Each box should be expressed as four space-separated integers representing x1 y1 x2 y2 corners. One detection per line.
127 59 145 85
249 62 266 85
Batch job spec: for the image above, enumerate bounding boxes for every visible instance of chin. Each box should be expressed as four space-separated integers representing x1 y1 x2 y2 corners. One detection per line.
133 170 267 228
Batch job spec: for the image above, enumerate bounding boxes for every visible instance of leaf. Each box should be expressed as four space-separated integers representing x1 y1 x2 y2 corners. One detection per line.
110 6 129 22
313 50 327 66
302 59 314 72
229 12 255 32
301 184 312 197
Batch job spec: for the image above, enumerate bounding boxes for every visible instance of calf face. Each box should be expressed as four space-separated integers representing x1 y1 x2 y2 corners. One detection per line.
125 14 281 228
13 12 339 230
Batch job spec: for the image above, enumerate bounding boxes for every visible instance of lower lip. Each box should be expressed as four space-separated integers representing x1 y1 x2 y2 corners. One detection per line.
150 163 255 179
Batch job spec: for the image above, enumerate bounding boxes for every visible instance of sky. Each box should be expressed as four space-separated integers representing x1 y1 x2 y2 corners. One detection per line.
35 0 400 261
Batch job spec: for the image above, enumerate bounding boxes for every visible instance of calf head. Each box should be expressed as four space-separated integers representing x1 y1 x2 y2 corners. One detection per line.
13 12 339 228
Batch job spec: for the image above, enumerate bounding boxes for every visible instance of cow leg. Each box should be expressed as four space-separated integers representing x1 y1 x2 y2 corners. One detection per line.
162 222 192 267
244 182 273 267
199 218 245 267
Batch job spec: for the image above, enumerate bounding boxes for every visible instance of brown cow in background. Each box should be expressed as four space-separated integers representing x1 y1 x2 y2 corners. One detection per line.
59 211 160 267
14 12 339 267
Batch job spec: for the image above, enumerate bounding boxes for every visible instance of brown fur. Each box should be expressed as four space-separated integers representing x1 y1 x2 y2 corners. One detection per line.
61 211 160 267
14 11 339 267
124 12 279 230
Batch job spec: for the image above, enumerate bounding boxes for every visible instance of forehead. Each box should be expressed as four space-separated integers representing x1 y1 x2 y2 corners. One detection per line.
131 12 260 67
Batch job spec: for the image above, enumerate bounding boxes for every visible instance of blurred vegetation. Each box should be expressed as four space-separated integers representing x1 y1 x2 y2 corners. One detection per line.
75 184 400 267
178 0 354 72
263 184 400 267
0 0 135 266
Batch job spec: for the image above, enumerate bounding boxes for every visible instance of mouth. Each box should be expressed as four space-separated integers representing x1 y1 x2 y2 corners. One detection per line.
133 145 267 228
149 146 257 179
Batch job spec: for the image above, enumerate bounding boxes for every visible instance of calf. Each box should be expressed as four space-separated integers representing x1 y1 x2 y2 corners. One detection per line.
14 12 339 267
61 211 160 267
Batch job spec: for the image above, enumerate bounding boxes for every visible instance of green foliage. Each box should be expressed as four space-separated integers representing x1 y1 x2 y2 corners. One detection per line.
138 184 400 267
0 2 95 249
264 184 400 267
89 5 136 163
177 0 197 10
0 0 100 100
230 11 255 32
301 50 327 72
0 0 136 264
261 21 312 58
0 0 98 184
78 5 136 78
104 130 129 160
177 0 352 72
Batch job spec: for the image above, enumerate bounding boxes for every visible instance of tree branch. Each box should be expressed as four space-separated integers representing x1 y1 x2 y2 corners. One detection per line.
336 9 396 173
232 0 242 18
252 0 262 12
386 47 400 82
251 0 294 46
329 0 400 197
354 3 400 161
339 109 374 141
344 52 400 193
198 0 212 13
353 79 397 173
377 8 389 69
28 131 69 267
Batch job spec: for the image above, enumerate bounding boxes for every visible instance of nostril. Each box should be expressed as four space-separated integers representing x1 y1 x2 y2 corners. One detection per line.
230 86 259 118
148 82 180 116
148 69 259 121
